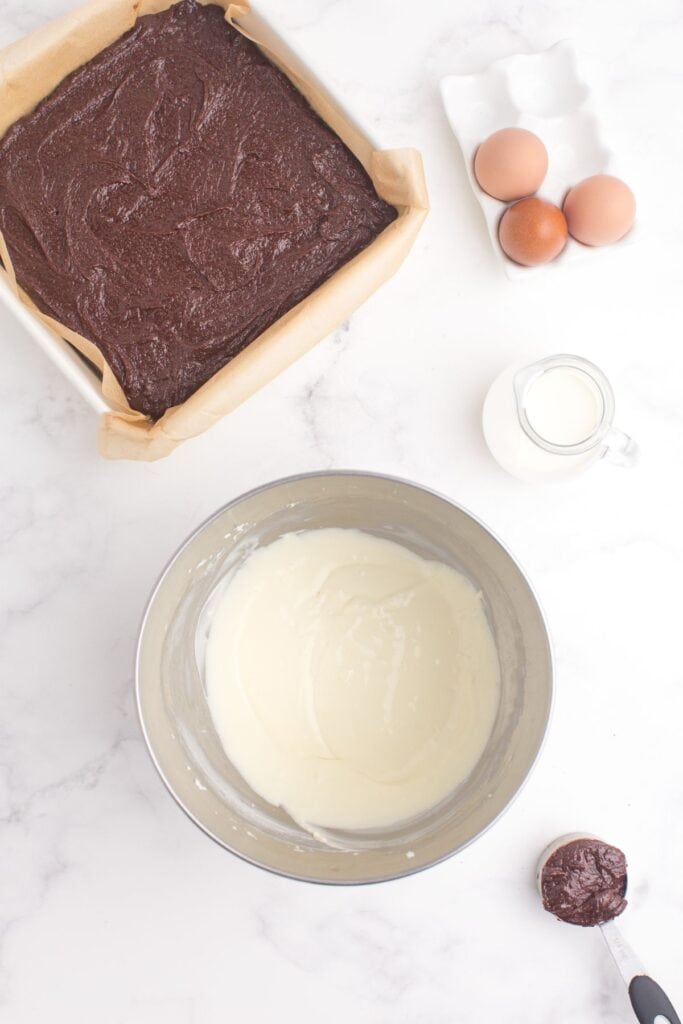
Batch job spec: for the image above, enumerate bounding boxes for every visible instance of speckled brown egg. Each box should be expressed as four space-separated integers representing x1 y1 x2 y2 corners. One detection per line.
498 197 568 267
563 175 636 246
474 128 548 201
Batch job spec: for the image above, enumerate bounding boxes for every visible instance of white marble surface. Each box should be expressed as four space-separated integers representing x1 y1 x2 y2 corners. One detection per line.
1 0 682 1020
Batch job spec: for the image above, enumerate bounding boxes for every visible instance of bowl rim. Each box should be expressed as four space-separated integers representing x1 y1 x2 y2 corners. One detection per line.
135 469 554 885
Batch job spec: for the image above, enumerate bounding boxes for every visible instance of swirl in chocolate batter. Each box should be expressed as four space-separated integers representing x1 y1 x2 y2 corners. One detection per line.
0 1 396 419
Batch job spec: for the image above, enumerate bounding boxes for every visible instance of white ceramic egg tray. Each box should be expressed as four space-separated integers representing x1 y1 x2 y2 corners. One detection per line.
440 41 639 280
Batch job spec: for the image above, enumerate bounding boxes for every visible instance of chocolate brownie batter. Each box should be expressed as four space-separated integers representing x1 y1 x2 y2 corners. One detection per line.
0 1 396 419
540 837 628 927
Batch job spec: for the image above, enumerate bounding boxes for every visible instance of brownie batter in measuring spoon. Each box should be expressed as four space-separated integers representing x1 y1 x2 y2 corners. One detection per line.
538 834 680 1024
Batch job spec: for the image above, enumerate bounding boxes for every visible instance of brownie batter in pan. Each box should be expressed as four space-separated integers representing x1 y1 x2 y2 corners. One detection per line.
0 1 396 419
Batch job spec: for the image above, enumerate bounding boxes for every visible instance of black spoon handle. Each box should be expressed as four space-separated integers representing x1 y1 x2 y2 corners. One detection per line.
629 975 681 1024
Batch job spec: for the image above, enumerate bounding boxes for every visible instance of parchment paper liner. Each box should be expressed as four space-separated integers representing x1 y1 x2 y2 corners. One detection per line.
0 0 428 460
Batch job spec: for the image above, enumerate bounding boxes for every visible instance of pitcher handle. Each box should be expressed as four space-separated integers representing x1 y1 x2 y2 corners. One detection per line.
603 427 639 467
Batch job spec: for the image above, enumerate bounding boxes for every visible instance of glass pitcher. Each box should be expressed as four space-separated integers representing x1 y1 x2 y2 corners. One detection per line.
482 354 638 482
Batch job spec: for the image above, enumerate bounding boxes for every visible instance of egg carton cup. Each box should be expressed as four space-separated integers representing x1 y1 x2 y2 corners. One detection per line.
440 41 640 280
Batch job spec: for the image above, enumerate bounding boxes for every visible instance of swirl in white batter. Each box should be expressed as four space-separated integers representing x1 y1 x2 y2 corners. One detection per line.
205 528 500 832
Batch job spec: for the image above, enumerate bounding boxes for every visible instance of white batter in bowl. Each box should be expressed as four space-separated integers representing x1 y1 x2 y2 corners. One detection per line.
204 528 500 835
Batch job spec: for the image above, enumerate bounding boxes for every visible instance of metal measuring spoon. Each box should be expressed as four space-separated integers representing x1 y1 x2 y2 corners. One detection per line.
537 834 680 1024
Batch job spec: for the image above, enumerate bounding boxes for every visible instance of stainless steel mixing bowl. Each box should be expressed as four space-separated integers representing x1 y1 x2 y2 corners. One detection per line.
136 472 552 883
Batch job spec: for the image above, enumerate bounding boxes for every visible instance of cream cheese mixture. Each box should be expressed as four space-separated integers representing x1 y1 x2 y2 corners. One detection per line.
204 528 500 832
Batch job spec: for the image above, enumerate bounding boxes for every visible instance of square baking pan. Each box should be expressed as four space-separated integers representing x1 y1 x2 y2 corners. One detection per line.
0 1 427 456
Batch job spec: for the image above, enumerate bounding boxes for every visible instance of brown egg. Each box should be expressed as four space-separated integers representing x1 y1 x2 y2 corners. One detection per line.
499 198 568 267
474 128 548 201
563 175 636 246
